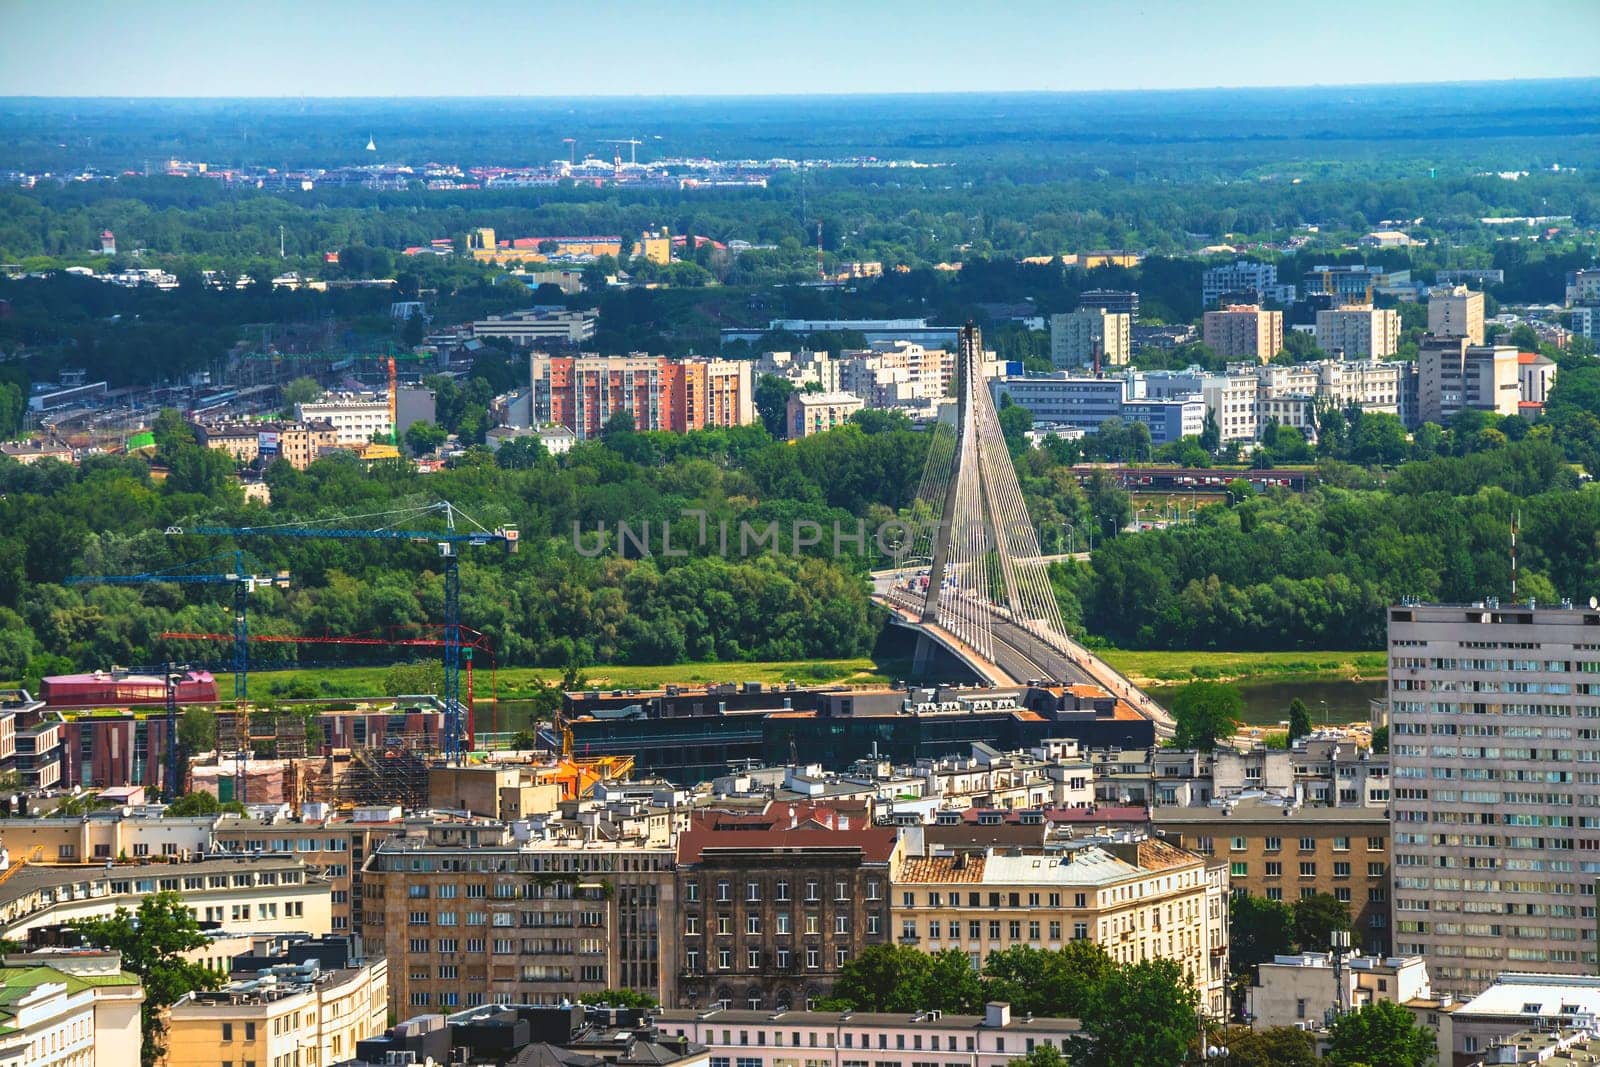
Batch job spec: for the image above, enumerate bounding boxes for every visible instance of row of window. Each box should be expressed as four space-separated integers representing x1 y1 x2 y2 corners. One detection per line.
685 879 880 904
684 945 848 972
1228 861 1382 878
686 913 873 936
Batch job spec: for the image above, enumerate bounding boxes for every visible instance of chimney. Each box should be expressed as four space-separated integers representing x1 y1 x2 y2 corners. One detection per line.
985 1002 1011 1028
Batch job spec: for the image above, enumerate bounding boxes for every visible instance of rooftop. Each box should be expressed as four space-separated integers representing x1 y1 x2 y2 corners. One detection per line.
1151 800 1389 825
1454 973 1600 1019
654 1006 1080 1034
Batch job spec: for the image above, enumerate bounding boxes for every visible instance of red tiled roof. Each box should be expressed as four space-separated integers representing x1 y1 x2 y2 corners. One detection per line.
897 854 986 883
677 801 895 863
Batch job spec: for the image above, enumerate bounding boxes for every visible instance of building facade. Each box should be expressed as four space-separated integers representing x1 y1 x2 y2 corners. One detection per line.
1202 261 1296 308
1153 801 1391 956
470 309 598 345
0 951 142 1067
1315 305 1401 359
1388 602 1600 995
296 395 392 447
1202 305 1284 362
1428 285 1487 345
889 838 1227 1014
530 355 755 440
1416 337 1521 426
674 802 898 1011
786 392 864 438
1049 309 1131 368
362 818 677 1012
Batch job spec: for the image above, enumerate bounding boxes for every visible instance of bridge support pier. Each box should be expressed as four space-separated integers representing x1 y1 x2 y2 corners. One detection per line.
911 634 941 679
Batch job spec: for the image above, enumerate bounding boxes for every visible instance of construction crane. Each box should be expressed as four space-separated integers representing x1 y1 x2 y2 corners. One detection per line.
168 502 518 763
65 551 289 800
602 138 643 165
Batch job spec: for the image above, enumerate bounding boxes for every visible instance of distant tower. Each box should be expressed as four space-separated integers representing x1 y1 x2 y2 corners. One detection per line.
366 134 377 153
98 230 116 256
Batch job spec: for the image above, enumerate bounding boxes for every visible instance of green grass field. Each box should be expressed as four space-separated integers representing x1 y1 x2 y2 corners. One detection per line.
240 657 890 700
1097 649 1387 687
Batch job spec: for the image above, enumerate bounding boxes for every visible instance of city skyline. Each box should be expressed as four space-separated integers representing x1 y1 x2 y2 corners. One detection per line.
2 0 1597 98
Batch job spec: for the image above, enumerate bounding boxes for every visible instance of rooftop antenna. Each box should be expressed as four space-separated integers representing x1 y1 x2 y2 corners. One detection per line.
279 225 286 260
1511 510 1520 601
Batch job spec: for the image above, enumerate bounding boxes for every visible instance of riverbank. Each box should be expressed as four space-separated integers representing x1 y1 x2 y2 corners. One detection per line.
1097 649 1386 689
235 657 890 701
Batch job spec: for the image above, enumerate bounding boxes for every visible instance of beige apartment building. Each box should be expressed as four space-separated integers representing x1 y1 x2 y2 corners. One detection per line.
1315 305 1401 358
1428 285 1486 344
0 855 332 940
1416 337 1522 426
1202 305 1283 363
785 391 863 438
1388 601 1600 996
1049 309 1131 368
362 818 677 1013
889 838 1227 1014
1153 801 1391 956
212 805 409 938
0 951 143 1067
165 957 388 1067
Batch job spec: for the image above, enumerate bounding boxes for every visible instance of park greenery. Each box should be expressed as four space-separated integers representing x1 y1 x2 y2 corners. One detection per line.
1229 891 1355 977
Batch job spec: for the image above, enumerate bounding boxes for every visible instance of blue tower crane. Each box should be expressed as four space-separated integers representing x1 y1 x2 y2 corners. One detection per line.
65 550 289 800
168 502 518 763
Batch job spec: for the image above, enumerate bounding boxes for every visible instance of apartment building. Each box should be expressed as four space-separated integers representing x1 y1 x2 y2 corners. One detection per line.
752 350 841 393
1388 601 1600 995
165 953 387 1067
530 354 755 440
656 1001 1079 1067
1416 337 1523 426
212 805 409 937
195 419 345 471
0 856 332 940
785 391 863 438
1315 305 1401 358
362 817 677 1012
295 394 392 447
837 341 954 407
0 951 142 1067
1201 305 1283 363
674 801 898 1011
1429 285 1487 345
470 308 598 345
1152 801 1391 956
1202 260 1296 308
0 812 214 865
890 837 1225 1013
1566 269 1600 307
1049 309 1131 368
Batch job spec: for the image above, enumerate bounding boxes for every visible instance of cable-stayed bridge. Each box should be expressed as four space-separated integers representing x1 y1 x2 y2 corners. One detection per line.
870 324 1175 737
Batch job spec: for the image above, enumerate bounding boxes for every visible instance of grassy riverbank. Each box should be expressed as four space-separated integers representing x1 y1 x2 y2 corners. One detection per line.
1097 649 1386 688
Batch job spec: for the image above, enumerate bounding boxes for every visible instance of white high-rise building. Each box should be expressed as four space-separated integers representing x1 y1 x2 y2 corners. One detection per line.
1050 308 1131 368
1315 305 1401 359
1428 285 1486 345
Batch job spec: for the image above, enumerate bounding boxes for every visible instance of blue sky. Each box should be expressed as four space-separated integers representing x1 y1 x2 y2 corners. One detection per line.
2 0 1597 97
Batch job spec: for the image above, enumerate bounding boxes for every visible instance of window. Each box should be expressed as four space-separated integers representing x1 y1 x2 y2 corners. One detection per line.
1265 837 1281 851
776 913 791 935
223 1023 234 1042
835 915 850 935
748 948 761 968
776 880 790 901
1074 893 1087 908
1368 837 1385 851
1334 863 1351 878
718 949 732 970
806 947 820 969
1073 922 1088 940
805 880 820 901
1266 862 1282 877
1299 862 1317 877
1368 863 1386 877
1230 862 1248 877
718 916 732 935
1333 836 1351 851
1299 837 1316 852
687 882 701 903
717 881 731 902
1230 836 1247 851
747 882 761 902
747 915 761 935
687 916 700 935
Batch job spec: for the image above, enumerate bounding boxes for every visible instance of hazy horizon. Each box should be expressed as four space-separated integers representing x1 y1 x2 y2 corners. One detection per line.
3 0 1597 98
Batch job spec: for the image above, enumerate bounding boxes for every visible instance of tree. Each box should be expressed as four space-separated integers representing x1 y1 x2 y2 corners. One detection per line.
1293 892 1353 951
404 419 448 457
73 891 224 1066
925 947 985 1014
383 659 443 696
578 989 659 1009
1068 957 1198 1067
998 401 1034 454
1325 1000 1438 1067
164 791 221 817
510 728 539 749
1006 1044 1068 1067
1216 1024 1318 1067
1371 725 1389 754
1171 681 1244 751
281 376 323 412
402 309 426 347
1287 698 1312 743
1229 892 1295 974
828 943 934 1012
755 374 796 438
177 707 216 755
981 944 1055 1016
603 409 636 441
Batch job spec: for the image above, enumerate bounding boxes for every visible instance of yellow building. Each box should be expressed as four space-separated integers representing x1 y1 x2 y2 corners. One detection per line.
637 228 672 266
164 956 387 1067
890 838 1227 1013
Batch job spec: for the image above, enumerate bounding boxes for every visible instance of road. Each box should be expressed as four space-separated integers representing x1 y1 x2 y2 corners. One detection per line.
871 567 1175 736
